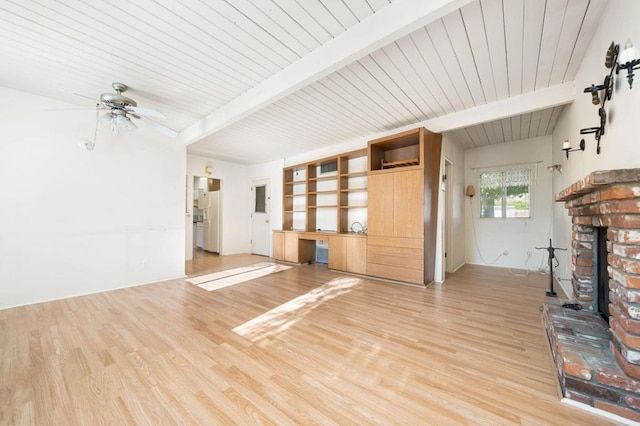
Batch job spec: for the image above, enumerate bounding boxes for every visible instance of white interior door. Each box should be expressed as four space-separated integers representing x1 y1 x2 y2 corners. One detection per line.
251 179 270 256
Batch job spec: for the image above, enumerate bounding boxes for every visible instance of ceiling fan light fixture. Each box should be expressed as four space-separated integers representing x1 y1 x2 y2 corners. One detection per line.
125 117 137 131
55 82 175 137
99 112 114 126
114 113 129 129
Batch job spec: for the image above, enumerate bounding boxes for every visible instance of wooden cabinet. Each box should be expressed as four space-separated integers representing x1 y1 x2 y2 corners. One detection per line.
393 170 424 238
272 231 284 261
367 173 394 237
366 127 442 285
272 231 315 264
368 170 423 238
346 236 367 274
328 234 367 274
284 232 301 263
328 235 347 271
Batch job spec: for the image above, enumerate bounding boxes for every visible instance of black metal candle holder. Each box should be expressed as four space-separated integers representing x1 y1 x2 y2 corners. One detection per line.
562 138 585 159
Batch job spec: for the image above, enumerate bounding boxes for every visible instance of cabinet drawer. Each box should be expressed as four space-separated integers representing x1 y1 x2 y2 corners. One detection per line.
367 236 423 249
367 245 424 270
367 263 423 285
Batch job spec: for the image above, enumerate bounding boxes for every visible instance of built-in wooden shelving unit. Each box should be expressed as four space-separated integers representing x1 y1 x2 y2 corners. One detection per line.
281 149 367 233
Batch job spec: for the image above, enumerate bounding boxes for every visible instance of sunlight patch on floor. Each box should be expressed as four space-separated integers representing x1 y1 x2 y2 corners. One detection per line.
194 264 292 291
233 276 362 342
186 262 275 285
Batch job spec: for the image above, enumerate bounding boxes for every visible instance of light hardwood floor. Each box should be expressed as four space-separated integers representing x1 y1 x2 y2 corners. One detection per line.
1 253 613 425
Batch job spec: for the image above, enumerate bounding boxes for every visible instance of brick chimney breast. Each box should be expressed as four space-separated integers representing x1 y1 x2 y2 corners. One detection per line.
557 169 640 380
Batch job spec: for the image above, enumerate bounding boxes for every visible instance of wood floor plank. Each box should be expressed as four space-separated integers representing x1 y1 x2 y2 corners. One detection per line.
0 252 618 424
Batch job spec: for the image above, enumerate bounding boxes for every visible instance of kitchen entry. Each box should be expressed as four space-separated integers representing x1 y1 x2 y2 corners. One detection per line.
193 177 221 255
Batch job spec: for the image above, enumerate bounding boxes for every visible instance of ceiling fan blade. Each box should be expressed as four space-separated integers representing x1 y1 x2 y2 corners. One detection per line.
46 104 104 111
127 106 166 118
46 105 95 111
136 116 178 137
73 92 99 102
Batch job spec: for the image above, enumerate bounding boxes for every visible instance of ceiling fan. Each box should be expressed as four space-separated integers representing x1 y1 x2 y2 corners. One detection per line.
53 82 178 137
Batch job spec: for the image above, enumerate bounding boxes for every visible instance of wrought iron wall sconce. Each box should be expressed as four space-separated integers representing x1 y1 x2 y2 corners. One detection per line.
617 40 640 89
562 139 585 159
580 42 619 155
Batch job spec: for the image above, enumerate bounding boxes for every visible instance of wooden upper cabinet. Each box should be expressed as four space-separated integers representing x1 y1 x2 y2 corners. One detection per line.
367 173 394 236
368 170 423 238
393 170 424 238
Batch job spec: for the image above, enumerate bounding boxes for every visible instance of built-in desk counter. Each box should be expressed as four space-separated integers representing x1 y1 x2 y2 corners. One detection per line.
272 231 367 274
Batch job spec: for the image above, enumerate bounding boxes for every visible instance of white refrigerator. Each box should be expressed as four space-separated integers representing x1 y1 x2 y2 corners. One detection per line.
202 191 220 253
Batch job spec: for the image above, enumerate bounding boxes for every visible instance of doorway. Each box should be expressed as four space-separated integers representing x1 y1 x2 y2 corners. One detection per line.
187 176 221 260
444 158 453 275
251 178 271 257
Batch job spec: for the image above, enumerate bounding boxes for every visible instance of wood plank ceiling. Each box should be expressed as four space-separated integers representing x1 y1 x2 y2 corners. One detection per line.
0 0 608 162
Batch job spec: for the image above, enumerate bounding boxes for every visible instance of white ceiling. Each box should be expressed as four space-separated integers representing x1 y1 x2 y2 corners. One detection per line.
0 0 608 163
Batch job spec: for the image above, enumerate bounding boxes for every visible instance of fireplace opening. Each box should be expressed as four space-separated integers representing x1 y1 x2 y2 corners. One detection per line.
597 227 610 322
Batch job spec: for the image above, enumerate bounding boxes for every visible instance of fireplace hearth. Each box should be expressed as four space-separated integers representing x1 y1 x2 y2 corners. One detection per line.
543 168 640 422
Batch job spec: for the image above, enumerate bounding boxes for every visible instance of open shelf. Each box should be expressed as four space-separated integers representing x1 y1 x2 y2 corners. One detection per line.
381 158 419 169
281 148 367 232
340 171 368 178
368 128 423 172
308 190 338 194
308 175 338 182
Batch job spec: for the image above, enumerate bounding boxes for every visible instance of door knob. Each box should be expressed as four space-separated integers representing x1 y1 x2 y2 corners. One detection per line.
265 220 269 223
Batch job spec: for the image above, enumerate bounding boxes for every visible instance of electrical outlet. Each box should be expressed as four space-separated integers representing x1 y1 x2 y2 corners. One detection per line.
502 250 509 256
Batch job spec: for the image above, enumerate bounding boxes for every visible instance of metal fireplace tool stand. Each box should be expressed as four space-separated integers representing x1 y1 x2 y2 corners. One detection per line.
536 239 567 297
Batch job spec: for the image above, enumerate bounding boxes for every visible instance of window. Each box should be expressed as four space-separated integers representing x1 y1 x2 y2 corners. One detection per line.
479 167 532 218
254 185 266 213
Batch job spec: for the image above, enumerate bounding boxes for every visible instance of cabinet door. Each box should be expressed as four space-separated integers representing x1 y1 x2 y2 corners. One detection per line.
346 237 367 274
393 170 424 238
273 232 284 261
367 173 394 236
328 236 347 271
284 232 299 263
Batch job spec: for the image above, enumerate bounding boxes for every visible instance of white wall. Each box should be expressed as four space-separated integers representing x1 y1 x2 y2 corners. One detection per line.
464 136 554 270
550 0 640 297
186 155 250 256
0 87 185 309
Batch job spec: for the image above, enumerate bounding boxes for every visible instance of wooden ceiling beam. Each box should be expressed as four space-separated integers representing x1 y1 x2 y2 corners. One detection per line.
422 82 576 133
180 0 474 146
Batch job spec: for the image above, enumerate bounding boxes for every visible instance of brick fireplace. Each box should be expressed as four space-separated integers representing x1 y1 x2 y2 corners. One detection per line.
543 169 640 422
